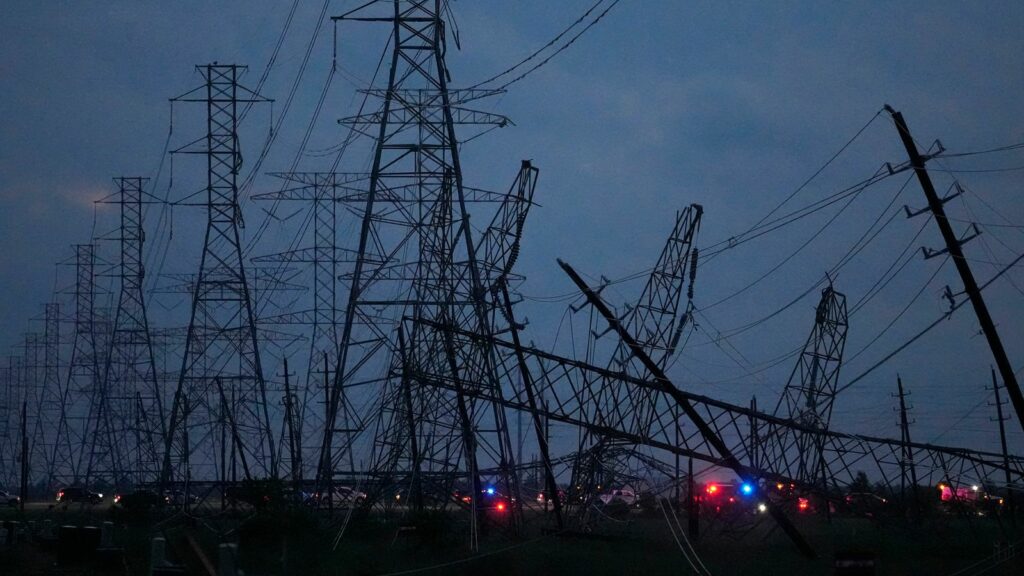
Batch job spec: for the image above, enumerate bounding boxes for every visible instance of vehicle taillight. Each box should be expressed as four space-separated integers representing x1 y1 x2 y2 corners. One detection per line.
798 498 809 511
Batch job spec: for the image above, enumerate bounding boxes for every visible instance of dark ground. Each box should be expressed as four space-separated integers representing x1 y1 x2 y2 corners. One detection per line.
2 501 1022 575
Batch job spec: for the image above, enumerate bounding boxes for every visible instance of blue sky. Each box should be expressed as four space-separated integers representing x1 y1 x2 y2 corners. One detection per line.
2 1 1023 458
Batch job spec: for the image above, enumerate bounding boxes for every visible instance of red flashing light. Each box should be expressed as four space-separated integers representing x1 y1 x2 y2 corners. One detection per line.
706 484 719 495
798 498 809 511
496 502 506 511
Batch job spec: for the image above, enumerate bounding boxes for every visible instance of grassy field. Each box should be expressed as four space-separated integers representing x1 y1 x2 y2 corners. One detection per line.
2 502 1023 575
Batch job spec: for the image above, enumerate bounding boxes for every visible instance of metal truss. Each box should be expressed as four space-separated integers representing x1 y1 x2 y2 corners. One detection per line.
161 64 277 486
88 177 165 488
410 276 1024 556
766 284 847 488
317 2 521 543
571 206 702 518
48 245 100 485
251 172 354 483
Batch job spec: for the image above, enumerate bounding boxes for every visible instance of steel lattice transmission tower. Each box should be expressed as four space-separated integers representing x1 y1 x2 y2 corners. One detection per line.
51 244 100 484
252 172 358 481
162 64 277 485
317 0 519 525
570 206 702 517
33 303 64 488
0 356 23 489
766 283 847 487
90 177 164 487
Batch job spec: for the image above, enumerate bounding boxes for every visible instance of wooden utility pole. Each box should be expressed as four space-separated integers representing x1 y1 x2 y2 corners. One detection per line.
991 367 1015 523
886 106 1024 437
896 375 918 517
19 399 28 510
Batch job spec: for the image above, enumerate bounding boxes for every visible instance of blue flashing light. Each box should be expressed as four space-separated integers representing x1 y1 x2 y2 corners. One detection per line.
740 483 754 496
486 487 496 495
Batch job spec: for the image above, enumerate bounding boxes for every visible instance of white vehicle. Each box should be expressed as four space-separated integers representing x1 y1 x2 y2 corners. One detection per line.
598 486 637 506
0 489 20 507
324 486 367 506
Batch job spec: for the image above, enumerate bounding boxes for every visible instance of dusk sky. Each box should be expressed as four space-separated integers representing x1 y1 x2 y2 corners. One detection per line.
2 0 1023 460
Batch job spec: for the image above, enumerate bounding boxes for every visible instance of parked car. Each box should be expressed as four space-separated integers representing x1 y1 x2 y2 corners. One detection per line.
0 489 20 506
57 486 103 504
163 489 200 507
535 488 566 505
843 492 889 518
599 486 638 506
313 486 367 507
113 489 165 510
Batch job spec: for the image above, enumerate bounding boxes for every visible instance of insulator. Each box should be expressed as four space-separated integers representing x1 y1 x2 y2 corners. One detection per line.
687 248 699 299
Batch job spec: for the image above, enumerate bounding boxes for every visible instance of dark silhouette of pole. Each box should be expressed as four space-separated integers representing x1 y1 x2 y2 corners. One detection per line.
19 399 28 510
501 285 564 529
687 457 698 538
886 105 1024 437
896 375 918 517
282 358 301 500
991 367 1015 523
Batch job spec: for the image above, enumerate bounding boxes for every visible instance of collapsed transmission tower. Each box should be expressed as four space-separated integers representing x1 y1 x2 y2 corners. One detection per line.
765 283 847 488
162 64 277 486
317 1 520 534
571 205 702 516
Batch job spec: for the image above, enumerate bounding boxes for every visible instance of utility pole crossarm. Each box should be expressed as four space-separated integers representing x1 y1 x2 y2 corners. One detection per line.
885 105 1024 438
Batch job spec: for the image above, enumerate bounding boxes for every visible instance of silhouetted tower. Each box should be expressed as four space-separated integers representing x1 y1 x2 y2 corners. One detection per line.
32 303 64 488
11 333 42 488
318 0 517 534
252 172 355 480
162 64 277 485
90 177 164 487
771 283 847 488
52 244 100 483
0 356 22 488
572 205 702 514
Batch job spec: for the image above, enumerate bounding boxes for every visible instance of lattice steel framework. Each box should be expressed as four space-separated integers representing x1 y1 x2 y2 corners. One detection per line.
0 356 23 488
317 1 518 533
252 172 358 481
51 244 100 484
765 284 847 488
90 177 164 487
162 64 277 486
32 303 64 488
570 206 702 515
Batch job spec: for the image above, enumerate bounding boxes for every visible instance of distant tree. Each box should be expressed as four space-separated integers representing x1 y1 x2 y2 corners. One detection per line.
849 471 871 493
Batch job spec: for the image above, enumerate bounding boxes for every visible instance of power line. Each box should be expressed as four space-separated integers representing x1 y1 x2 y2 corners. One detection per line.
836 248 1024 396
